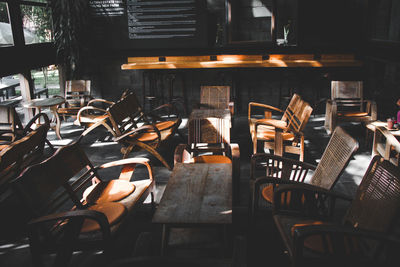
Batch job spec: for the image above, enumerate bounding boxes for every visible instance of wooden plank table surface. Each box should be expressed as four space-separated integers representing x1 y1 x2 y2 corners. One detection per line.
152 163 232 255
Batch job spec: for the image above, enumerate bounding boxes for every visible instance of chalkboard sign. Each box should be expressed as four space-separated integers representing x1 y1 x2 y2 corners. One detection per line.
89 0 208 51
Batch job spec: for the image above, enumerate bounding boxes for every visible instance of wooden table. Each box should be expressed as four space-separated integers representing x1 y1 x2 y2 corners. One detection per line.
22 96 65 140
188 109 231 145
372 124 400 166
152 163 232 255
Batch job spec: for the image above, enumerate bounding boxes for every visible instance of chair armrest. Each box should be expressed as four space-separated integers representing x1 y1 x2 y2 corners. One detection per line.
96 157 154 182
87 98 114 106
23 112 50 135
28 209 111 240
273 183 352 218
76 106 108 121
174 144 191 164
248 102 283 121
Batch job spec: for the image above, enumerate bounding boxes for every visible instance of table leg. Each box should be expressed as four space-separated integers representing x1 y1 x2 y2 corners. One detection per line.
160 224 170 256
50 105 62 139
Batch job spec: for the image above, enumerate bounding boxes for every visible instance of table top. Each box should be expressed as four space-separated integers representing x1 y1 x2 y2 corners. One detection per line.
22 96 65 108
0 99 20 107
189 109 231 120
152 163 232 225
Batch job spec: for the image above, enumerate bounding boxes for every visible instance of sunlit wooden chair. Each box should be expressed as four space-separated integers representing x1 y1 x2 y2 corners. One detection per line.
325 81 377 134
82 91 181 170
251 126 358 219
272 156 400 267
12 140 155 267
249 95 313 161
57 80 92 120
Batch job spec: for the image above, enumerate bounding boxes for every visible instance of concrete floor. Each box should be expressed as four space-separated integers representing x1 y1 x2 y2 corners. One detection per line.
0 112 373 267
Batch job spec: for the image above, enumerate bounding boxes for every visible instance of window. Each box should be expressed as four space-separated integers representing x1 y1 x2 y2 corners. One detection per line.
226 0 274 44
0 1 13 47
20 0 53 44
31 65 60 96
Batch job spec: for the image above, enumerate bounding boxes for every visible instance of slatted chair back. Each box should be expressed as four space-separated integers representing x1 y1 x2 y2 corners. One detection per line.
309 126 359 189
65 80 91 107
344 156 400 232
286 98 313 135
13 141 96 218
0 122 49 192
200 86 230 110
331 81 364 111
281 93 302 122
106 92 145 137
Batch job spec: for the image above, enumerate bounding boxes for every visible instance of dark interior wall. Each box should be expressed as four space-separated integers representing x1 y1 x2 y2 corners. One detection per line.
85 0 366 116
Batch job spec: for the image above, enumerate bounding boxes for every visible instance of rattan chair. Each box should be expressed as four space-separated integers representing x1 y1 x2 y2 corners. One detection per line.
251 126 358 219
272 156 400 267
12 140 155 267
324 81 377 134
199 86 234 116
249 95 313 161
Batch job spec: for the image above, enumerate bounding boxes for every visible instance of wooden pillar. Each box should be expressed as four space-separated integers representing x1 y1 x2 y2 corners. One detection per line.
18 72 34 123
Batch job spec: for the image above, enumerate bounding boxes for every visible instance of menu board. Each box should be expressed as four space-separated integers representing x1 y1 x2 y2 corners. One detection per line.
89 0 208 50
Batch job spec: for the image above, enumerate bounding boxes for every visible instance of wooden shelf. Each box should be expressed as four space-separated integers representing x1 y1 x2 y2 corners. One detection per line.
121 54 362 70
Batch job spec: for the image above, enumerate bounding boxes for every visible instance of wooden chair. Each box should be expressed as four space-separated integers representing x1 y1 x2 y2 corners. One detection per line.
82 91 181 170
251 126 358 219
12 140 155 267
372 126 400 166
0 115 49 194
73 97 115 134
325 81 377 134
199 86 234 116
57 80 92 120
249 95 313 161
272 156 400 267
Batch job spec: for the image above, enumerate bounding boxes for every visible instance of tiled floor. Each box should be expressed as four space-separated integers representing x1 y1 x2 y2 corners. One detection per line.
0 112 373 267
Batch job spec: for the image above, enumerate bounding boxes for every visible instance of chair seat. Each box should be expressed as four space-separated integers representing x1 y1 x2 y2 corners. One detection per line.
81 202 126 233
136 132 159 142
82 180 136 204
192 155 232 163
155 120 176 131
74 114 108 126
337 111 369 117
291 220 330 253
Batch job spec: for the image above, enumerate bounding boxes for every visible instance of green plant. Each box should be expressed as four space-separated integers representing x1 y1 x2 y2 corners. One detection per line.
49 0 89 80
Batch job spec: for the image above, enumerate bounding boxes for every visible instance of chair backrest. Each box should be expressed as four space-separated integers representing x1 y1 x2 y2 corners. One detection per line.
286 98 313 135
310 126 359 189
12 141 96 218
107 92 144 137
331 81 363 101
344 156 400 233
0 122 49 191
200 86 230 110
65 80 91 107
281 93 301 122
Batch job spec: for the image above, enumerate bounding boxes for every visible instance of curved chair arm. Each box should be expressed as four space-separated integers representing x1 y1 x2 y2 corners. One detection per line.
87 98 115 106
272 183 352 218
248 102 284 120
96 157 154 182
174 144 191 164
28 209 111 241
114 124 161 144
22 113 50 136
254 118 288 131
76 106 108 124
